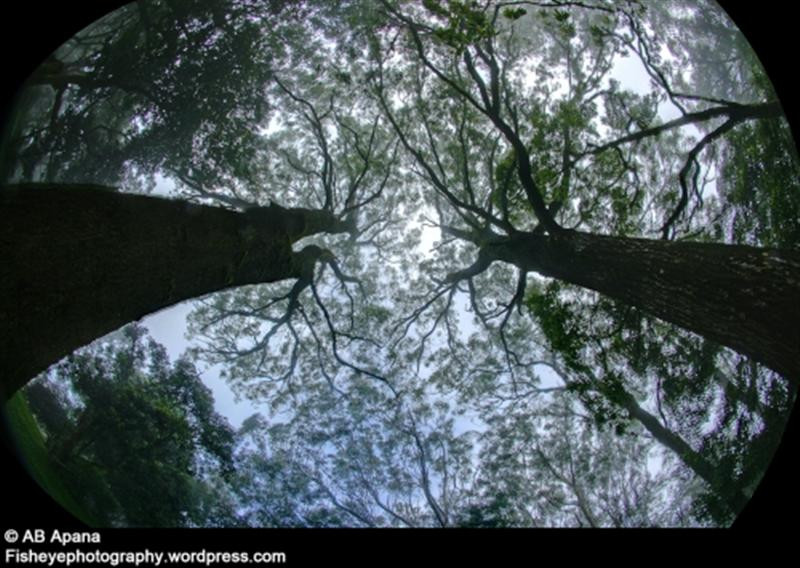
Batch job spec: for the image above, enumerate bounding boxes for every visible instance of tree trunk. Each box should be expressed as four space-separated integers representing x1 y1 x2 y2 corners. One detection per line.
50 408 95 465
491 229 800 387
619 392 749 515
0 183 349 400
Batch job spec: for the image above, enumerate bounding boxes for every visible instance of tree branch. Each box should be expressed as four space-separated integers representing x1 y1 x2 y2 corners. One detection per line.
580 101 781 160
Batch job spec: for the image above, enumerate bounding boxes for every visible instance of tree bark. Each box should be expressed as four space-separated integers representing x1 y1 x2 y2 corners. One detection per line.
0 183 350 400
489 229 800 387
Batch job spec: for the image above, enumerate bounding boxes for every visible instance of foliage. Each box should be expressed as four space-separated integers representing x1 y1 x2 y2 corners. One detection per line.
465 391 691 527
719 117 800 248
26 325 236 527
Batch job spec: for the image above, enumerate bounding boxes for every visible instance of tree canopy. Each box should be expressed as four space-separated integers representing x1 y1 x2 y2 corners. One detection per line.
2 0 798 527
25 324 237 527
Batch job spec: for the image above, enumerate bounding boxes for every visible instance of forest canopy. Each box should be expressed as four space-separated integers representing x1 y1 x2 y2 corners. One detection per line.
1 0 798 528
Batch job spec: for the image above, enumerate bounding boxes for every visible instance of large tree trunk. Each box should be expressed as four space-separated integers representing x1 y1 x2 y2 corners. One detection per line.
491 229 800 386
0 183 349 400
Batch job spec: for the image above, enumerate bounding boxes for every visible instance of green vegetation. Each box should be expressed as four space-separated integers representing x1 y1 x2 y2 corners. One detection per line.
18 325 236 527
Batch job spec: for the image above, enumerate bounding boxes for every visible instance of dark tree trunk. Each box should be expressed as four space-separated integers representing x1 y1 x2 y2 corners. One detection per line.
50 409 95 466
619 392 750 515
24 380 72 435
490 229 800 387
0 184 350 400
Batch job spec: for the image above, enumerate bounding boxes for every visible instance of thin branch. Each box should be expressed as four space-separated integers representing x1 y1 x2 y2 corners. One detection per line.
579 101 781 160
168 167 254 209
404 413 448 527
274 76 336 211
660 117 740 239
310 281 398 397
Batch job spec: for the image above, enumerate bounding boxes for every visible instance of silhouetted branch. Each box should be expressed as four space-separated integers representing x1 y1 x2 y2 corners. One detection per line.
580 101 781 160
